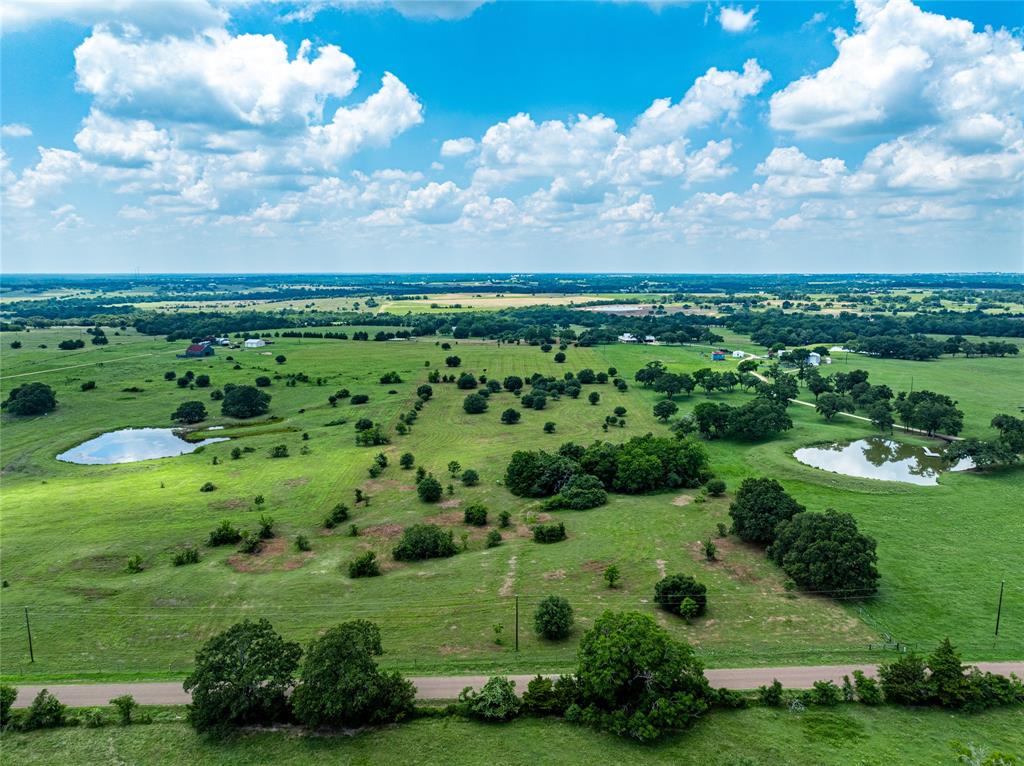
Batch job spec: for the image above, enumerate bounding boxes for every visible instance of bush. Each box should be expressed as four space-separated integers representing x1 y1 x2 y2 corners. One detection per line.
323 504 349 528
504 450 579 498
80 380 97 391
461 469 479 486
804 680 842 706
2 382 58 416
463 504 488 526
393 524 458 561
757 679 785 707
194 374 210 388
416 384 433 400
84 710 106 728
532 522 566 543
457 372 478 389
543 421 556 433
21 689 67 731
221 385 271 419
269 444 289 458
199 481 216 493
568 611 710 741
654 574 707 618
878 652 932 705
291 621 415 728
257 515 275 539
348 551 381 578
295 534 311 552
173 547 200 566
254 376 272 387
417 474 443 503
852 670 882 705
500 408 521 425
544 474 607 511
534 595 574 640
767 510 879 598
183 619 301 733
521 675 562 716
603 565 620 588
728 477 805 545
459 677 520 722
351 394 370 405
110 694 138 725
238 531 263 554
400 452 415 469
0 684 16 729
706 478 726 496
485 530 502 548
498 510 511 528
463 393 488 414
125 555 144 573
379 371 402 384
208 521 242 546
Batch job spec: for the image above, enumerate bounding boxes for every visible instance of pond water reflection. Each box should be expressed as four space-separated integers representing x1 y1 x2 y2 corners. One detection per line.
793 437 973 486
57 428 229 465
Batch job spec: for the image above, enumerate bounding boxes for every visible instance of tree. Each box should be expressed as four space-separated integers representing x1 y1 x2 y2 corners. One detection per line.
588 391 600 405
603 565 620 588
653 400 678 421
894 390 963 436
291 621 415 728
867 401 895 433
768 510 879 598
805 369 833 400
534 595 574 640
417 475 443 502
543 421 556 433
445 355 461 367
654 574 707 617
815 392 852 421
274 354 286 365
545 473 607 510
928 638 970 708
554 352 566 363
416 384 433 400
503 375 524 392
20 690 68 731
456 372 478 389
392 524 458 560
461 468 479 486
183 619 301 733
171 400 207 424
348 551 381 578
463 503 488 526
463 393 488 414
504 450 579 497
254 376 272 387
878 652 932 705
726 399 792 440
728 477 805 545
501 408 521 425
568 611 711 741
2 382 57 416
399 452 415 469
221 385 271 419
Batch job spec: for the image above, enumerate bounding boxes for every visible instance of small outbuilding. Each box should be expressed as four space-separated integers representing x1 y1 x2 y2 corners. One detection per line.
732 350 746 359
807 351 822 366
244 338 267 348
711 349 727 361
181 343 214 358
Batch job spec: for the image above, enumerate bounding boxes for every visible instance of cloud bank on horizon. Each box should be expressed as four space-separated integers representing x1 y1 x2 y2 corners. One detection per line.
1 0 1021 273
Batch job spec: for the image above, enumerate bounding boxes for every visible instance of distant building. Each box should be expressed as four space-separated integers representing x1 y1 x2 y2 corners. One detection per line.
711 349 727 361
618 333 638 343
731 350 746 359
244 338 266 348
181 343 214 358
807 351 821 366
214 337 231 346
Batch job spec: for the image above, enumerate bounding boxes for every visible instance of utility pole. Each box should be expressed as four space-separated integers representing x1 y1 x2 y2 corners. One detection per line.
512 598 520 651
995 581 1005 637
24 607 34 663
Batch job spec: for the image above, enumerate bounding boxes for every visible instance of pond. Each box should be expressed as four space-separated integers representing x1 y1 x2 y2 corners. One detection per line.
57 428 229 465
793 437 973 486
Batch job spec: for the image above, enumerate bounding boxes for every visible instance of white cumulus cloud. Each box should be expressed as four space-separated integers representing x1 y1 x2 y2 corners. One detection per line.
719 5 757 33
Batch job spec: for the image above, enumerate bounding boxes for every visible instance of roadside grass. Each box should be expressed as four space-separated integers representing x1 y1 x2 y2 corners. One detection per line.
1 331 1021 682
2 706 1021 766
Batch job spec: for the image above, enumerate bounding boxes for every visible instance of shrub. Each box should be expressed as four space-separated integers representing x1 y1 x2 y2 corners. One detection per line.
804 680 842 706
521 675 562 716
505 450 579 498
184 619 301 733
498 510 511 528
603 565 620 588
706 478 726 497
173 547 200 566
379 371 402 384
416 384 433 400
295 535 311 552
544 474 607 511
568 611 710 741
463 504 488 526
588 391 600 405
291 621 415 728
457 372 478 389
852 670 882 705
208 521 242 546
485 530 502 548
767 510 879 598
351 394 370 405
110 694 138 725
354 418 374 432
461 469 479 486
194 374 211 388
254 376 272 387
463 393 488 414
0 684 16 729
459 677 520 722
878 652 932 705
728 477 805 545
164 371 177 381
445 355 461 367
2 382 58 416
170 400 208 425
80 380 97 391
533 522 566 543
84 710 106 728
211 389 224 401
348 551 381 578
654 574 707 617
543 421 556 433
269 444 289 458
393 524 458 561
417 475 443 503
323 504 349 528
500 408 521 425
21 690 67 731
400 452 415 469
125 555 144 573
199 481 216 493
758 679 785 707
534 595 574 640
257 515 275 539
238 531 263 554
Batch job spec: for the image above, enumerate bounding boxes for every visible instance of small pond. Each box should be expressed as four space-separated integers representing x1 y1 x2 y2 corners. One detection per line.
57 428 229 465
793 437 973 486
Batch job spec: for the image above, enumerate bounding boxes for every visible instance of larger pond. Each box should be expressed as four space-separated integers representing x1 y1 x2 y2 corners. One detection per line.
57 428 229 465
793 437 973 486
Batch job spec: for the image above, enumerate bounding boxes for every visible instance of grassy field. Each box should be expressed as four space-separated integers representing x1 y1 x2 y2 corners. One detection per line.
3 706 1021 766
1 329 1021 682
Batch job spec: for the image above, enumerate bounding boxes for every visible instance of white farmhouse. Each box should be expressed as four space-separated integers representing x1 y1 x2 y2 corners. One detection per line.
732 350 746 359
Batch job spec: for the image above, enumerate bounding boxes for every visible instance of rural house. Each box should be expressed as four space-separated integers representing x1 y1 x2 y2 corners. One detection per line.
711 349 727 361
244 338 267 348
180 342 214 358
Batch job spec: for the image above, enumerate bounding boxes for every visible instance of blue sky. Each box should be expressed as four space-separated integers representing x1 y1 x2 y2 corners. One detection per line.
1 0 1022 273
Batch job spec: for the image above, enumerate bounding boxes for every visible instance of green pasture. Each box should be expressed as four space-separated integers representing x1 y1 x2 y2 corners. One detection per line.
1 330 1021 682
